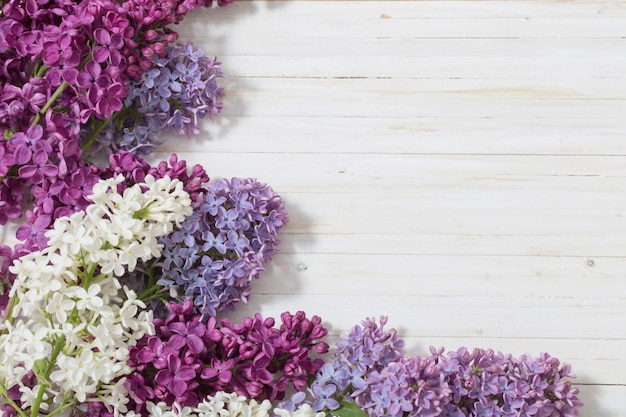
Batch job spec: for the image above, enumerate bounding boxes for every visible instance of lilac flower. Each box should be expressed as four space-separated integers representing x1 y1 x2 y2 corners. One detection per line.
311 383 340 411
292 319 582 417
168 320 206 353
157 177 288 318
126 306 328 414
92 28 124 64
9 124 50 165
86 41 224 153
155 355 197 398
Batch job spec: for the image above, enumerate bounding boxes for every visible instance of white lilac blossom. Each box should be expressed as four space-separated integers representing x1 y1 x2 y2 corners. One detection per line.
274 404 327 417
127 392 273 417
0 175 192 417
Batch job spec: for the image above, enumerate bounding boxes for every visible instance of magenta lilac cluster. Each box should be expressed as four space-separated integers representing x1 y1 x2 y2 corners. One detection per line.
125 301 329 414
0 0 230 230
157 177 289 319
85 42 224 154
282 317 582 417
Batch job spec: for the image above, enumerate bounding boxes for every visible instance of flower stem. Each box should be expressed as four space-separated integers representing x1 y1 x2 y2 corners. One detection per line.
31 82 69 127
3 293 18 325
0 384 28 417
81 117 111 153
31 334 66 417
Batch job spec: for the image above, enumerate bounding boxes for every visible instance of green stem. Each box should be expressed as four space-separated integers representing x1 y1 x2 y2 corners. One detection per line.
81 117 112 153
31 335 66 417
46 398 77 417
35 65 48 79
31 82 69 127
3 294 18 326
0 384 28 417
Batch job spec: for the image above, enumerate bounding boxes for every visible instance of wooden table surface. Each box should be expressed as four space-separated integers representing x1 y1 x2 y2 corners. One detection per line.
153 1 626 414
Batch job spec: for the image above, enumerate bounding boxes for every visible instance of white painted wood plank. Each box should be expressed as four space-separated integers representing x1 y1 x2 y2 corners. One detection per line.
181 1 626 39
160 116 626 156
213 79 626 119
189 36 626 82
278 233 626 257
254 253 626 300
186 1 626 21
574 385 626 417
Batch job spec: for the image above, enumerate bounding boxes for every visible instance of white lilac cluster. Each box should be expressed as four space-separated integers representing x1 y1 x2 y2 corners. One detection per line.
0 175 192 416
129 392 273 417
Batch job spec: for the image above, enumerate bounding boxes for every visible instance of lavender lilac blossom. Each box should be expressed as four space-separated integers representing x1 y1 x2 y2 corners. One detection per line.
85 41 225 154
281 317 582 417
157 177 289 319
125 301 329 415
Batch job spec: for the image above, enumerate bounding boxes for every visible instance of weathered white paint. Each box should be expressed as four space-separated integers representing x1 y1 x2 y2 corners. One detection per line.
164 1 626 414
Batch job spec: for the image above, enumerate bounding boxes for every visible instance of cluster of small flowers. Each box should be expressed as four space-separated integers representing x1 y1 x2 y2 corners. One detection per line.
0 152 208 315
88 42 224 154
0 175 192 417
285 316 404 412
134 391 326 417
285 317 582 417
126 391 273 417
432 347 583 417
0 0 231 228
157 177 289 319
125 301 329 415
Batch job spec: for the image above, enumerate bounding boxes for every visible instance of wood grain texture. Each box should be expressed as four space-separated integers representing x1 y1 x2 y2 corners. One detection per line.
163 1 626 414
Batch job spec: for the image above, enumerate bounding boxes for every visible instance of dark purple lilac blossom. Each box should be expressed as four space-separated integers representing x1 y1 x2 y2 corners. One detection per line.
125 301 329 414
156 177 289 319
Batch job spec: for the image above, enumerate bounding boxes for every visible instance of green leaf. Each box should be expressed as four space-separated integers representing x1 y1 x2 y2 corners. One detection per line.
331 401 368 417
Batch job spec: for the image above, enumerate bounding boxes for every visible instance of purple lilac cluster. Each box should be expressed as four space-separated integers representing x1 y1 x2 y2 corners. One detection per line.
433 347 582 417
283 317 582 417
157 177 289 319
125 301 329 414
0 0 231 228
86 42 224 154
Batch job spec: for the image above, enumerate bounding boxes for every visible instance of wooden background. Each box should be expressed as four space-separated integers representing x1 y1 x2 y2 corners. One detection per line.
154 0 626 414
149 0 626 417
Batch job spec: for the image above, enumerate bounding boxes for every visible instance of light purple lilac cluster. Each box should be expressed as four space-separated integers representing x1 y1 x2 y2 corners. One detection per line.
85 42 224 154
281 317 582 417
0 0 230 230
158 177 289 319
119 301 328 416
